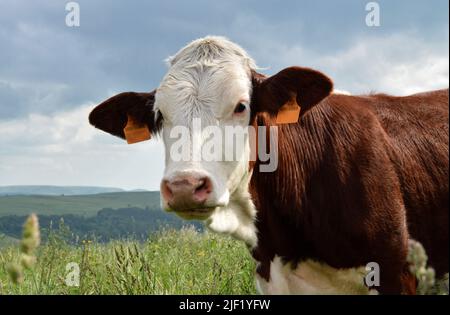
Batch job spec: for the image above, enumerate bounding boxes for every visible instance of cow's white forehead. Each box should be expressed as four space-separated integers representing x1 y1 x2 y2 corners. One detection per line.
155 36 256 124
165 36 256 70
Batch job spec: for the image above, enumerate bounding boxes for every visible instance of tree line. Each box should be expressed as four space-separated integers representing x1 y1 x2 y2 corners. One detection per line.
0 207 202 242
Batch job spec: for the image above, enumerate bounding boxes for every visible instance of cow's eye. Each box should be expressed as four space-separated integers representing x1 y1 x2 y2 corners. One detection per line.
234 103 247 114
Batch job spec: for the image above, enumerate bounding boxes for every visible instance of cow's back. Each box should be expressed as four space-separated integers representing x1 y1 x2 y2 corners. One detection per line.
342 89 449 275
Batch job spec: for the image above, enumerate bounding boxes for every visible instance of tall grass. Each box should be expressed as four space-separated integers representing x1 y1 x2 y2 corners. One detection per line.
1 215 447 295
0 226 256 295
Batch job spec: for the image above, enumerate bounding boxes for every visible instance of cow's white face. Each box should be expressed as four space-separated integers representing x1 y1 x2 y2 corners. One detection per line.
154 38 258 246
89 36 333 248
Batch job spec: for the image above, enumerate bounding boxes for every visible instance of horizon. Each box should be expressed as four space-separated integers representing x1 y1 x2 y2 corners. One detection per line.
0 184 157 192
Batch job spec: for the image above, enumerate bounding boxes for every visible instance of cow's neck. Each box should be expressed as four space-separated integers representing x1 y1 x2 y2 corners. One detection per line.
248 105 331 280
206 163 258 248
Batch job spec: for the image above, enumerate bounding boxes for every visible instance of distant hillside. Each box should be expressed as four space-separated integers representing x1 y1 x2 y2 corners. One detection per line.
0 185 127 196
0 207 199 242
0 191 161 217
0 234 19 248
0 191 204 243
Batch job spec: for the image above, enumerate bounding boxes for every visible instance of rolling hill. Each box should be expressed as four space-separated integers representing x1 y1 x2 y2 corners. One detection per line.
0 191 200 243
0 191 161 217
0 234 19 247
0 185 127 196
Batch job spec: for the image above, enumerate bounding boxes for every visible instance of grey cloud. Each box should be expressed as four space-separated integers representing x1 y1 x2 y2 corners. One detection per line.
0 0 448 120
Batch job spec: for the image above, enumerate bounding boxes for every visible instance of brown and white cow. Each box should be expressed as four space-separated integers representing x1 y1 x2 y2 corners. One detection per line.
89 36 449 295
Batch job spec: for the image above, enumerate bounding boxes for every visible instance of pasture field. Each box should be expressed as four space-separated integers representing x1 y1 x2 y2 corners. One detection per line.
0 192 160 217
0 227 257 295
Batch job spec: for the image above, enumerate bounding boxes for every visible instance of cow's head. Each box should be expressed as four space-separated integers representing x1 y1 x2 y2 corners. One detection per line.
89 36 333 246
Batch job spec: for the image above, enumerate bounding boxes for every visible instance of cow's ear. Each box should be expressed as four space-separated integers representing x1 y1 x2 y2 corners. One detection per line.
253 67 333 121
89 90 161 142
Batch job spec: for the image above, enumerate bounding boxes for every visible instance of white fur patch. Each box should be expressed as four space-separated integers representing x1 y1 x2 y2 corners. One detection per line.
205 171 257 248
155 37 259 249
156 36 256 221
255 256 378 295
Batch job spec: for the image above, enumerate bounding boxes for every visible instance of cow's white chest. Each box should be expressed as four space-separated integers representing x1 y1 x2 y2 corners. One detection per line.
255 256 378 295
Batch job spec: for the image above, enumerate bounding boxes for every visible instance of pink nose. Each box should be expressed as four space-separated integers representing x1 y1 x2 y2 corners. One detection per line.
161 175 212 210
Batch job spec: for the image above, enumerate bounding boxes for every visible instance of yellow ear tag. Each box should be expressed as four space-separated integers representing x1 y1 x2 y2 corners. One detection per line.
123 115 151 144
276 99 301 124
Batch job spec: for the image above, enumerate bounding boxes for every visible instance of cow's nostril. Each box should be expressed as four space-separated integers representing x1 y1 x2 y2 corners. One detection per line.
193 177 212 202
195 179 206 192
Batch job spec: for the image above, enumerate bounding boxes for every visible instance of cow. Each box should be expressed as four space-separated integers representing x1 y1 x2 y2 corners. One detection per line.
89 36 449 295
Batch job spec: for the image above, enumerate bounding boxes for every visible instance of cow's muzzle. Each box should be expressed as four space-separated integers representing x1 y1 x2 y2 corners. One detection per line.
161 174 215 219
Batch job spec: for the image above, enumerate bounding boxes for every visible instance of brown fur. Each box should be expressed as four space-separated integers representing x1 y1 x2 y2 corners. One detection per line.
249 69 448 295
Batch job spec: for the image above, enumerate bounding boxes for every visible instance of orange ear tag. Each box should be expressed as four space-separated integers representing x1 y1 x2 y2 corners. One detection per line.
276 99 301 124
123 115 151 144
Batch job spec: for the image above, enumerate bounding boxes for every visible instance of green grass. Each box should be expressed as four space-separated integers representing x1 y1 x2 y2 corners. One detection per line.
0 227 257 295
0 192 161 217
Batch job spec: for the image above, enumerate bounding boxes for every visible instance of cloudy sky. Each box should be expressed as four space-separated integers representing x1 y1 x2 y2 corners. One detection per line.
0 0 448 190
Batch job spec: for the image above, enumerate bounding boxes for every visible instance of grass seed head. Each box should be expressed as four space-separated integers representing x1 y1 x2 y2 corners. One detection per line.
6 263 24 284
20 213 40 255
